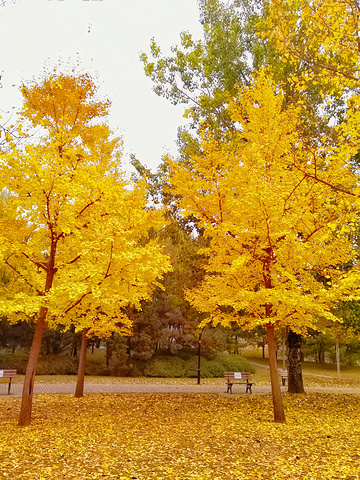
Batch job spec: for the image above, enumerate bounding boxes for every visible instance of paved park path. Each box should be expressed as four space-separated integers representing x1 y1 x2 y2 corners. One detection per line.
2 359 360 397
1 381 270 397
2 380 360 397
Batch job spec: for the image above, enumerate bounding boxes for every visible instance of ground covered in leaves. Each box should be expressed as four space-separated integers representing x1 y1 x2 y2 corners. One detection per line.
0 393 359 479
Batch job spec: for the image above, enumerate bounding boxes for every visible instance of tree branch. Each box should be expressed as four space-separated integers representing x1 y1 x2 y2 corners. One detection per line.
21 253 48 272
292 163 357 197
5 255 42 296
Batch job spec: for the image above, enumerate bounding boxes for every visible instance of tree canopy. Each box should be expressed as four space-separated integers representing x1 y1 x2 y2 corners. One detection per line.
0 70 171 425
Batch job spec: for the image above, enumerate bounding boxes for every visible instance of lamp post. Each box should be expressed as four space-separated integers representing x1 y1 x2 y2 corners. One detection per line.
197 328 205 385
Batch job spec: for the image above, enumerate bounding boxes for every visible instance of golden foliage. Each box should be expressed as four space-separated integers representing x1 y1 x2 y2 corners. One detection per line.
262 0 360 94
0 72 171 336
167 71 360 334
0 393 359 479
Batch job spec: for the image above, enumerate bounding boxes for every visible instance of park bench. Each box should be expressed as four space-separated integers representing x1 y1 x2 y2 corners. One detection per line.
224 372 253 394
0 369 17 395
278 369 288 386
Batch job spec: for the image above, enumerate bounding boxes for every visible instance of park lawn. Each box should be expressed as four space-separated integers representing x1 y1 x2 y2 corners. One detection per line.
246 358 360 388
0 393 359 479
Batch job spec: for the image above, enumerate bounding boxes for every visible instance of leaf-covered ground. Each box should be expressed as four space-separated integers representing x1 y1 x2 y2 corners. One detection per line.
0 393 359 479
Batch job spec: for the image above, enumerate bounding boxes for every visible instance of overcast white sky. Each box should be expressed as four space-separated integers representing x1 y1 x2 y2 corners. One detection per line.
0 0 203 172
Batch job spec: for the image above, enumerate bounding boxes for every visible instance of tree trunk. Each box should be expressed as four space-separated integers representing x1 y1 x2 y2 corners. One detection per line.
336 342 341 380
318 341 325 364
267 324 286 423
288 330 305 393
105 339 112 367
282 335 286 371
18 309 48 427
18 240 56 426
75 329 89 398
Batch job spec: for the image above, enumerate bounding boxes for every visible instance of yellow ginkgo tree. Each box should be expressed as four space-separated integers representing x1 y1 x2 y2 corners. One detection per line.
0 71 171 426
167 71 360 422
262 0 360 94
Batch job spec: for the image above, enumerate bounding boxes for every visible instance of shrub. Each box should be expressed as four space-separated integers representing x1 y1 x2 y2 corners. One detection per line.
144 356 186 377
200 359 225 378
0 349 29 373
215 353 255 373
0 348 254 377
183 354 254 378
143 353 253 378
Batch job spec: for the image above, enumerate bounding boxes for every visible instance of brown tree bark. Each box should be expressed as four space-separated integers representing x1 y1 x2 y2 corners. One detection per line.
18 245 56 427
105 338 113 367
336 342 341 380
75 329 89 398
288 330 305 393
267 324 286 423
18 308 48 427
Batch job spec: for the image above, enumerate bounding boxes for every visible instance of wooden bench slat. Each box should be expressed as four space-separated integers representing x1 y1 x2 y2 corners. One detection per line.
0 371 17 377
0 370 17 394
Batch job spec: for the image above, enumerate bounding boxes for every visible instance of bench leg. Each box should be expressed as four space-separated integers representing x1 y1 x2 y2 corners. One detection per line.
246 383 252 394
7 378 12 395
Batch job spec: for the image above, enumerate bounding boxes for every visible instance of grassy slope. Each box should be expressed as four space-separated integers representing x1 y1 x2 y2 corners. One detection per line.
245 357 360 388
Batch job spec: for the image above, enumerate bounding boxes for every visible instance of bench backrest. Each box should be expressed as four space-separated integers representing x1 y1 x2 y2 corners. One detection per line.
224 372 252 380
0 369 17 378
